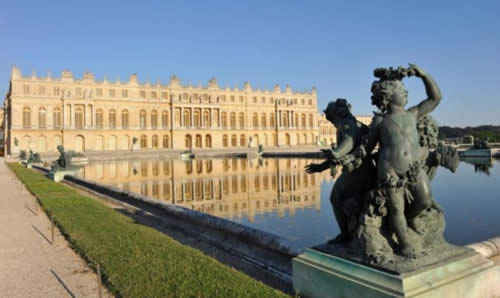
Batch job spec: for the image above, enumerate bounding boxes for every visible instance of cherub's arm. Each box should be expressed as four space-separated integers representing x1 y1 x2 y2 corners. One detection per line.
408 64 442 118
325 121 357 159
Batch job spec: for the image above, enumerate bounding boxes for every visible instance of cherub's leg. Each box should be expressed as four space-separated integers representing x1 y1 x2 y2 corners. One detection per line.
329 177 349 243
386 187 416 258
407 169 433 234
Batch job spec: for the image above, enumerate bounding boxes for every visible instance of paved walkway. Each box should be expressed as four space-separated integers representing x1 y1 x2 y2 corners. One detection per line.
0 158 111 297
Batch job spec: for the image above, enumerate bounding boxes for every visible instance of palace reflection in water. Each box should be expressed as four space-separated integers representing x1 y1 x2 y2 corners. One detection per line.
78 158 334 222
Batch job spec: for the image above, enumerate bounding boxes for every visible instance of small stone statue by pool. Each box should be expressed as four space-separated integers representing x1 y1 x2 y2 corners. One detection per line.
294 64 500 298
27 149 42 164
52 145 74 170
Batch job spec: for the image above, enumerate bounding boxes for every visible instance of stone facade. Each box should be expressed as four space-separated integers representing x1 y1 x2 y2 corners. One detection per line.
3 67 338 154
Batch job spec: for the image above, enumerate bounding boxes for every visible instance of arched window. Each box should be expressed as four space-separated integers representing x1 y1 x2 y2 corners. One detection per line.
162 110 169 128
162 135 169 148
301 114 306 128
75 106 84 129
308 114 314 128
221 112 227 128
53 107 62 129
185 134 192 149
194 109 201 128
230 112 236 129
283 112 289 128
38 107 46 128
222 134 228 147
231 134 237 147
285 133 290 145
252 113 258 128
195 134 202 148
270 113 275 127
151 110 158 129
140 135 147 149
205 135 212 148
140 110 147 128
203 110 210 127
121 109 129 129
261 113 267 128
294 113 298 127
183 109 191 127
238 113 245 129
272 133 277 146
109 109 116 128
240 134 246 146
296 133 300 145
152 135 159 148
96 109 104 128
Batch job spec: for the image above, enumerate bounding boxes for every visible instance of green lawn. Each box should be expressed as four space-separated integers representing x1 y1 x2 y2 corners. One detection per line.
8 163 289 298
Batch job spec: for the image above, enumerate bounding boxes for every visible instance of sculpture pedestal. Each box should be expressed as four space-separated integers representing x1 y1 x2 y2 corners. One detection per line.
47 169 78 182
131 144 140 151
292 248 500 298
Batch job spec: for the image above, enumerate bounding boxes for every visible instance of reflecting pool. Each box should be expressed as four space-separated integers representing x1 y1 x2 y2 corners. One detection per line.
76 157 500 251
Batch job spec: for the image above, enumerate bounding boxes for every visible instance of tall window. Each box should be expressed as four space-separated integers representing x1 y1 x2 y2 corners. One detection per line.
140 135 147 148
162 110 169 128
240 134 246 146
270 113 275 127
152 135 159 148
203 110 210 127
221 112 227 128
96 109 104 128
183 109 191 127
205 135 212 148
75 106 84 129
162 135 169 148
194 109 201 128
23 107 31 128
252 113 258 128
231 134 237 147
109 89 116 97
222 134 228 147
195 134 202 148
122 90 128 98
38 107 46 128
23 85 30 95
140 90 146 98
301 114 306 128
53 87 60 96
121 109 129 129
230 112 236 129
109 109 116 128
261 113 267 128
151 110 158 129
308 114 313 128
53 107 62 129
185 135 192 149
140 110 147 128
238 113 245 129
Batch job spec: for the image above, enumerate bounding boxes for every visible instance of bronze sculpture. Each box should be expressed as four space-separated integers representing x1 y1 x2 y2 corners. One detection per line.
308 64 461 270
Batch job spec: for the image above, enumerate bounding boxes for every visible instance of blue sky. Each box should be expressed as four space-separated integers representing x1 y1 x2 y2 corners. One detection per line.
1 0 499 126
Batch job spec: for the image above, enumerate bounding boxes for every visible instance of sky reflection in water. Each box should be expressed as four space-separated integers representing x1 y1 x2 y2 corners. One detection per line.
79 158 499 251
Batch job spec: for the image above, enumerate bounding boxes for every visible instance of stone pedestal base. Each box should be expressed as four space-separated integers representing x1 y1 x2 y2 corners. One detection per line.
292 249 500 298
131 144 140 151
47 169 78 182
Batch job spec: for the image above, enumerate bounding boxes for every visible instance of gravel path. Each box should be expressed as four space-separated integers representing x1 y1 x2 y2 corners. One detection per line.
0 158 112 298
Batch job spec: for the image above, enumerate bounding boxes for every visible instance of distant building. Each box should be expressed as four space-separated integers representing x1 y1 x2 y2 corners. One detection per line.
4 67 337 154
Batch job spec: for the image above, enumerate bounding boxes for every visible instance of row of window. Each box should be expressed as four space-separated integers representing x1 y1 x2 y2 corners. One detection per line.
21 84 314 105
22 106 316 130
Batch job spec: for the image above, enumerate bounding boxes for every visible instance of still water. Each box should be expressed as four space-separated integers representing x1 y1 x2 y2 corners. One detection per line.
76 157 500 251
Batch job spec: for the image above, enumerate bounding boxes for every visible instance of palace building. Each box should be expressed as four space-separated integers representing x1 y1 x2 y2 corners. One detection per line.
3 67 339 154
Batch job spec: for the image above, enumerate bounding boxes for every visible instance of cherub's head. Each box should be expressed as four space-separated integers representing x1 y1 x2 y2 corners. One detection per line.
323 98 352 125
371 66 411 112
371 79 408 112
